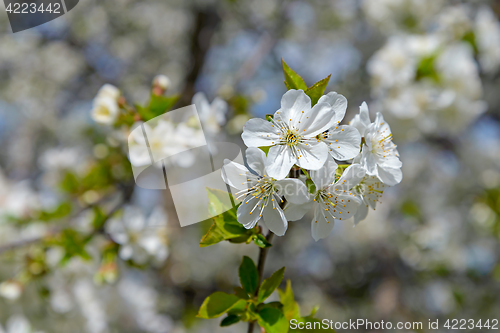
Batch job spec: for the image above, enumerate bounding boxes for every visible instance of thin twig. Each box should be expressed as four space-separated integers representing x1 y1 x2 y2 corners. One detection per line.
248 230 275 333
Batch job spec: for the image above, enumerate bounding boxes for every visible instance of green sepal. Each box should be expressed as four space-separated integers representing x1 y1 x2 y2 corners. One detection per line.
282 59 307 91
305 75 331 106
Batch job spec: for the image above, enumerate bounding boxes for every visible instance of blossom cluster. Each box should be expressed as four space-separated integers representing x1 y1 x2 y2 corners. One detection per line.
90 77 229 169
366 3 500 135
222 89 402 241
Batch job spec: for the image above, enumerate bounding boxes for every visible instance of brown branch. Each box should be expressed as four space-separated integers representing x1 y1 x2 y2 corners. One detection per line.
179 8 221 106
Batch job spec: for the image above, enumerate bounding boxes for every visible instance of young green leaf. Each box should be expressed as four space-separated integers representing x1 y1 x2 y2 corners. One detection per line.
148 94 179 116
256 307 289 333
239 256 259 295
282 59 307 91
253 233 272 248
199 222 226 247
206 188 236 217
278 280 301 321
258 267 285 303
305 74 331 106
220 314 240 327
197 292 240 319
199 204 253 247
234 287 250 300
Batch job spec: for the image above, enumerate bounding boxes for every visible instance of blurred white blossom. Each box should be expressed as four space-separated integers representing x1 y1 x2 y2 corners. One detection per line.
106 206 169 264
192 92 228 135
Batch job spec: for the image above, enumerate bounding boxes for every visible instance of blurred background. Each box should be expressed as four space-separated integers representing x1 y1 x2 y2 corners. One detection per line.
1 0 500 332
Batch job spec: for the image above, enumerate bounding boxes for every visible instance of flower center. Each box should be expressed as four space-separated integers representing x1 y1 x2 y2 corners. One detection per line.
283 129 301 146
97 106 110 117
372 133 394 156
251 177 275 200
315 189 336 207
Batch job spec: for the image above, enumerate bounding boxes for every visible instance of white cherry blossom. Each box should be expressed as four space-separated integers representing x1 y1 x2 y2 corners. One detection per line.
241 90 342 179
192 92 228 135
221 147 308 236
475 6 500 74
315 92 361 161
91 84 121 125
91 96 119 125
352 175 387 225
353 103 403 186
106 206 169 264
283 159 364 241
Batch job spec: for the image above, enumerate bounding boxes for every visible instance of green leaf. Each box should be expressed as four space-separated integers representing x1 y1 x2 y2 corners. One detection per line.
278 280 301 320
227 299 248 315
282 59 307 91
59 172 80 194
415 54 439 83
197 292 240 319
258 267 285 303
239 256 259 295
200 188 254 247
253 233 272 248
199 206 253 247
220 314 240 327
91 206 107 230
305 75 331 106
234 287 250 300
265 114 274 121
199 222 226 246
308 305 319 317
257 307 289 333
206 188 236 217
148 94 179 116
257 302 283 311
37 202 72 221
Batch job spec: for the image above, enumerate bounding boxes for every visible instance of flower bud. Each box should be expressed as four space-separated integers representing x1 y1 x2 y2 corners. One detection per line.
153 75 171 91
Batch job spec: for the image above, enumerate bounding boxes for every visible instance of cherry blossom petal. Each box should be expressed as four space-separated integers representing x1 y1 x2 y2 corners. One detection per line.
237 196 261 229
353 201 369 225
266 145 296 180
263 204 287 236
377 165 403 186
331 164 366 194
246 147 267 176
300 102 337 136
331 194 361 221
242 118 281 147
221 159 251 191
275 179 309 204
318 92 348 126
350 102 372 136
324 125 361 161
311 205 336 241
311 158 338 189
277 90 311 129
284 201 313 221
295 141 329 171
